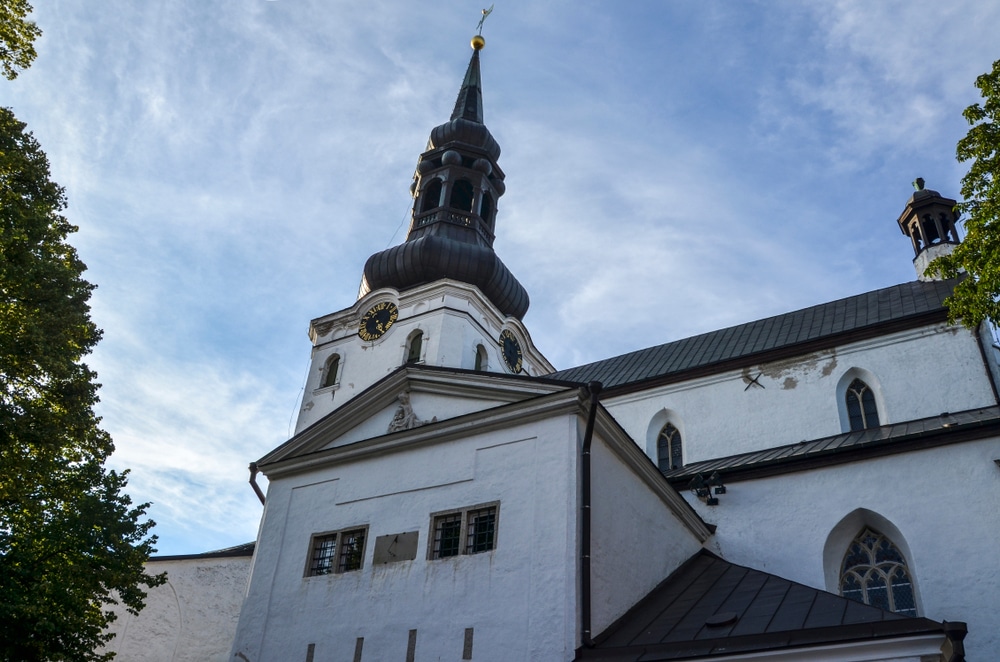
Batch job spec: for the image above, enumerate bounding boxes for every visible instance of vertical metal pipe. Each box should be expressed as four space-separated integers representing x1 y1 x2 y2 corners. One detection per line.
581 380 603 648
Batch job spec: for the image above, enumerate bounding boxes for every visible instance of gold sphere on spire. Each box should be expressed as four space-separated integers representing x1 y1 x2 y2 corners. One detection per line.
471 34 486 50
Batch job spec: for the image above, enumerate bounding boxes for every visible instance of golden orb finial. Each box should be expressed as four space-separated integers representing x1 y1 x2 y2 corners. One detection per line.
471 34 486 50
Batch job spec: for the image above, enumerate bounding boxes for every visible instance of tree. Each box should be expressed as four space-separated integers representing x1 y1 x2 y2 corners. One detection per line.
930 59 1000 327
0 0 40 80
0 107 164 660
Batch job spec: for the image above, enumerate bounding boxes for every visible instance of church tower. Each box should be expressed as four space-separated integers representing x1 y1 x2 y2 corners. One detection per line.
897 177 961 281
295 36 553 433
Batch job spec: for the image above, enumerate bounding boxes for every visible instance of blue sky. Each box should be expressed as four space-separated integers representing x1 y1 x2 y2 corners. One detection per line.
4 1 998 555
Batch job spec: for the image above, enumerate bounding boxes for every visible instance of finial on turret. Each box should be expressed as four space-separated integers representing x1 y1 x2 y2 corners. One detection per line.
471 34 486 50
913 177 925 191
476 4 494 35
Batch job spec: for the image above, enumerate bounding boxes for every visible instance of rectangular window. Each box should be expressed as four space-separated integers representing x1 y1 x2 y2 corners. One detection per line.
429 503 499 560
307 526 368 576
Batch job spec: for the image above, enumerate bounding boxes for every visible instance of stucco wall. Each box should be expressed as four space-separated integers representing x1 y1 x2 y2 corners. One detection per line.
589 433 703 634
103 554 251 662
231 415 581 662
605 324 994 465
684 437 1000 659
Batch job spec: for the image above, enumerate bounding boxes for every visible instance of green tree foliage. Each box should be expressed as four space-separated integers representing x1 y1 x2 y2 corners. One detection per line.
0 107 164 661
930 59 1000 327
0 0 40 80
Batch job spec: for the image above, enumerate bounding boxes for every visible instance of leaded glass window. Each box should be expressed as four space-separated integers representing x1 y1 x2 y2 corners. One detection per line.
657 423 682 471
840 528 916 616
846 379 880 431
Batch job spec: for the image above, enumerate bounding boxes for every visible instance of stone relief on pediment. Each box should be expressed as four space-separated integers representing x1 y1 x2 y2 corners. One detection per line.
387 391 437 433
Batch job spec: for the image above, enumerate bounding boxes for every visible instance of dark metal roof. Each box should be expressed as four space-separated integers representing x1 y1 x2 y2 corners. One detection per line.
152 541 255 562
578 550 952 661
663 405 1000 485
549 279 958 391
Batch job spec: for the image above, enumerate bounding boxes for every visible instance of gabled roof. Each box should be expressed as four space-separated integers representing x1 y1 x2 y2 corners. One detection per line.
578 550 959 661
662 405 1000 485
549 280 957 392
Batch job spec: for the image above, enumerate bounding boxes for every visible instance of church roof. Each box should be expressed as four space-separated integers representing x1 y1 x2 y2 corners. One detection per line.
577 550 958 661
549 279 958 392
662 404 1000 484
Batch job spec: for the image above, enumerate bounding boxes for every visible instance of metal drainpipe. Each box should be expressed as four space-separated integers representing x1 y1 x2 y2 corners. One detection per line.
581 380 603 649
248 462 266 506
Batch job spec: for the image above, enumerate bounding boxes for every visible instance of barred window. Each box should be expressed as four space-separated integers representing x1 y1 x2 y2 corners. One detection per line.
840 528 916 616
307 526 368 576
846 378 880 431
657 423 683 471
430 503 499 560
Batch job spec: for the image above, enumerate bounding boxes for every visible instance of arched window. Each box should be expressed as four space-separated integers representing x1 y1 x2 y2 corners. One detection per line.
656 423 682 472
480 192 494 227
321 354 340 389
474 344 488 371
450 179 474 212
846 378 880 431
840 528 917 616
420 179 442 213
405 331 423 364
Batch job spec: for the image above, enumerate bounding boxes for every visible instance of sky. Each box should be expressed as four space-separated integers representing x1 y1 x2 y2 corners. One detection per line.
3 1 998 555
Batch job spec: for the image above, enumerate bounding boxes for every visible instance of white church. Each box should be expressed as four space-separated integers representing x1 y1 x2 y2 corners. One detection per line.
106 35 999 662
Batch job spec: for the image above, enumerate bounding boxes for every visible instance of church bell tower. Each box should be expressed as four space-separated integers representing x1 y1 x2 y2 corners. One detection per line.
294 35 553 433
897 178 961 281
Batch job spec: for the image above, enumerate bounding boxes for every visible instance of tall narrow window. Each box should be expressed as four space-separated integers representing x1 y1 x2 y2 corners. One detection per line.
450 179 474 212
321 354 340 389
846 378 880 431
840 528 916 616
474 344 488 371
656 423 682 471
421 179 442 213
406 331 423 364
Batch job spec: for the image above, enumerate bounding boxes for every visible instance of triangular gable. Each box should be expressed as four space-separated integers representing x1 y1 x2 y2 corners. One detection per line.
578 549 961 661
257 364 574 469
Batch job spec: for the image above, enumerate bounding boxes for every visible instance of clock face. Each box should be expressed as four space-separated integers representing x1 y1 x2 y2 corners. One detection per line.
358 301 399 341
499 329 523 373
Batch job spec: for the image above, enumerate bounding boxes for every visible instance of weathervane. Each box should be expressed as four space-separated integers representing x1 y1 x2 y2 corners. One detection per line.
476 4 494 35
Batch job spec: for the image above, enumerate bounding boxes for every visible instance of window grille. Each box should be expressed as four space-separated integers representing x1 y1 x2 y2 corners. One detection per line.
430 503 499 559
657 423 682 471
846 379 880 431
840 528 916 616
307 527 368 576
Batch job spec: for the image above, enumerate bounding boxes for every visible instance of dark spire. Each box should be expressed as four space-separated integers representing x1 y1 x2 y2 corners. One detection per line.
451 48 484 123
359 35 529 319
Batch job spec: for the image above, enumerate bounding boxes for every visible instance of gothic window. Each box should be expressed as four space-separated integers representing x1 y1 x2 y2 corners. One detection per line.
846 378 880 431
656 423 682 471
420 179 442 213
474 344 488 371
840 528 916 616
450 179 474 212
320 354 340 389
405 331 423 364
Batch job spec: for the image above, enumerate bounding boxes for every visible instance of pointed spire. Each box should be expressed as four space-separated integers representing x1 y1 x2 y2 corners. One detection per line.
451 39 485 123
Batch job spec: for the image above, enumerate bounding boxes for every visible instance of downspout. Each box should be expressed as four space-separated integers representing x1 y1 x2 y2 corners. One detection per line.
248 462 266 506
974 322 1000 405
580 381 602 649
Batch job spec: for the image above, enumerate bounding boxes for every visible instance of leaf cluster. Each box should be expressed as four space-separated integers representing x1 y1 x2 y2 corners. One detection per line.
0 0 40 80
930 59 1000 327
0 108 164 661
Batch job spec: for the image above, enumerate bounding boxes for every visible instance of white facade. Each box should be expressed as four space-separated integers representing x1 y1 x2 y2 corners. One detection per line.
231 377 709 661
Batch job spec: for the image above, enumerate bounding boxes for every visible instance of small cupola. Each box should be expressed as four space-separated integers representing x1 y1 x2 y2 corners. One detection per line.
897 178 961 281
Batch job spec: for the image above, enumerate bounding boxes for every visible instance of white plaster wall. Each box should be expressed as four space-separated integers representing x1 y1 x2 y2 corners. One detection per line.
604 324 995 465
589 434 704 634
231 415 581 662
298 283 552 432
684 437 1000 659
103 555 251 662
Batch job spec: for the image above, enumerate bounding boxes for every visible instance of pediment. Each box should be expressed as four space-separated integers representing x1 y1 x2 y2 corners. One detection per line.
258 366 571 469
